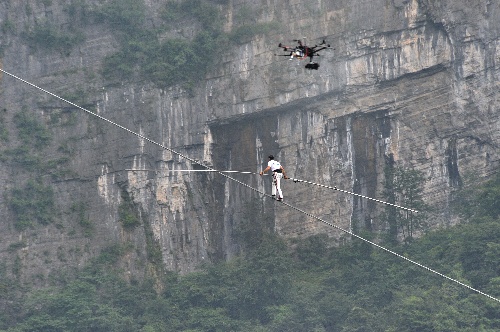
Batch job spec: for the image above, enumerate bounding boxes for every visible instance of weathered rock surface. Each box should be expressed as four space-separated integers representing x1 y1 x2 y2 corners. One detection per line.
0 0 499 282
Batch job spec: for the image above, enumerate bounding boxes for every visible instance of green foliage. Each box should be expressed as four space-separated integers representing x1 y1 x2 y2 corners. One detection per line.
383 166 429 243
13 110 51 148
162 233 293 329
4 173 500 331
22 22 84 55
91 0 278 91
7 241 27 253
453 172 500 222
93 244 128 266
4 146 42 171
240 235 294 322
7 179 55 231
60 88 90 108
227 5 281 44
8 109 75 178
293 233 329 269
0 263 23 329
13 280 140 331
92 0 146 35
4 147 72 177
235 197 274 250
95 0 230 91
146 34 210 88
118 190 141 229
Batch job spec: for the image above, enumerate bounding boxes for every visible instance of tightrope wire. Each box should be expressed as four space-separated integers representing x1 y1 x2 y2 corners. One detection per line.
167 169 418 213
290 177 418 213
1 68 498 304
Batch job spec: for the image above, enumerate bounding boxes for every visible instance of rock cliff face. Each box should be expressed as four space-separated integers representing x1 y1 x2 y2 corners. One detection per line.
0 0 499 280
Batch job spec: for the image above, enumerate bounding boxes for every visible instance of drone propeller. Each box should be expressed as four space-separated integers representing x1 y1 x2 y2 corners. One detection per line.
292 38 305 46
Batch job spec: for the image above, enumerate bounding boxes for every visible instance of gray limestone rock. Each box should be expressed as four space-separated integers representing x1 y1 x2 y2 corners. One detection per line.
0 0 498 281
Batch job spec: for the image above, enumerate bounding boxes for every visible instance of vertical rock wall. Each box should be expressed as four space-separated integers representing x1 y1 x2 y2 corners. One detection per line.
0 0 499 280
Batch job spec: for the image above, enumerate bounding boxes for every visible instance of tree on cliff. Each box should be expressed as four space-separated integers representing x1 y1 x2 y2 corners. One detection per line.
383 166 429 244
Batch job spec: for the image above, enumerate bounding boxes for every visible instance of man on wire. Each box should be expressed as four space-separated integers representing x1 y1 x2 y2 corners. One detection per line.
260 155 289 201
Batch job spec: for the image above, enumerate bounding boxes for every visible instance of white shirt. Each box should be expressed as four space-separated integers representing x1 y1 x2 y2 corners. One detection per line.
268 160 281 172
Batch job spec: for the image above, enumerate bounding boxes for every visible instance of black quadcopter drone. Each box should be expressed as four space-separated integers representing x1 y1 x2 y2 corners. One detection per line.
275 38 331 70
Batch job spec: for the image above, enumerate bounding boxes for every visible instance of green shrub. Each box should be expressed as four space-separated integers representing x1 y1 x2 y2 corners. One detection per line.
22 22 84 55
7 179 55 231
99 0 223 91
7 241 27 253
92 0 146 35
13 110 51 148
5 146 42 171
118 190 141 229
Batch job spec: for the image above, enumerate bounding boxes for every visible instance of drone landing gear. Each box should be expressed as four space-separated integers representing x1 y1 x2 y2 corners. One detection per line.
305 62 319 70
